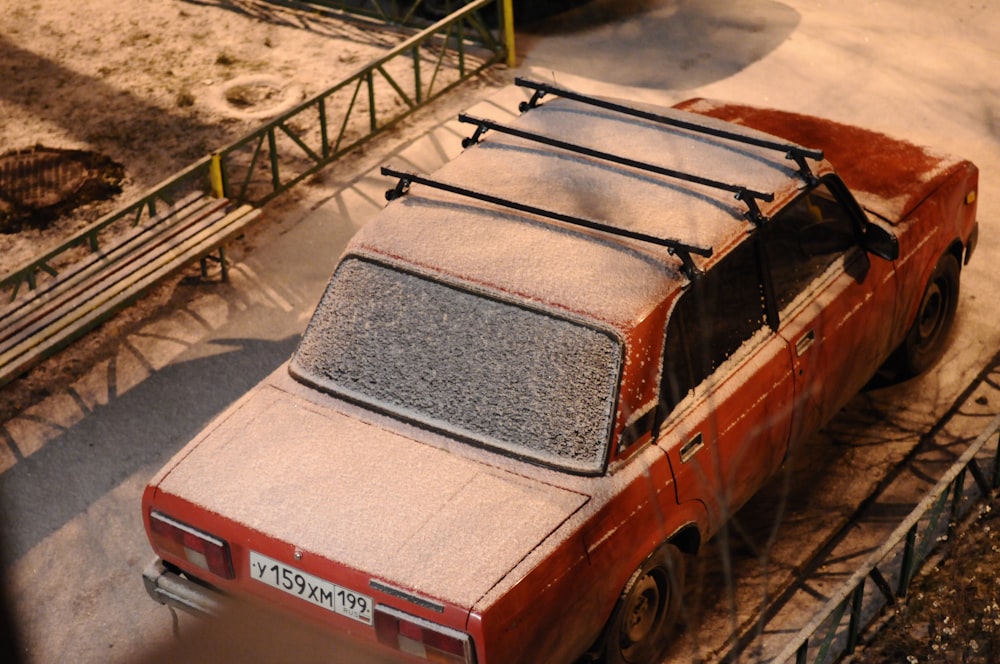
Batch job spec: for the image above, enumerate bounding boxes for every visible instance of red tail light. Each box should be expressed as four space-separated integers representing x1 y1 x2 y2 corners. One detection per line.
149 511 235 580
374 605 475 664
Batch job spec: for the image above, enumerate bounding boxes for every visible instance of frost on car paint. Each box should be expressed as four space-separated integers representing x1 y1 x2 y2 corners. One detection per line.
141 79 979 664
290 256 622 474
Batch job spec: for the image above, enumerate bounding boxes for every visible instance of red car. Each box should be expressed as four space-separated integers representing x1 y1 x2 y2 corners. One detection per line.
142 79 979 664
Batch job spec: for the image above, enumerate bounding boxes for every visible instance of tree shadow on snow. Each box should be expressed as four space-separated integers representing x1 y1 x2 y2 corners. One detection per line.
521 0 801 91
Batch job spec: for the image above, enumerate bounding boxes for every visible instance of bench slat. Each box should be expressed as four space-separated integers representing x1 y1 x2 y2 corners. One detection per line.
0 201 261 386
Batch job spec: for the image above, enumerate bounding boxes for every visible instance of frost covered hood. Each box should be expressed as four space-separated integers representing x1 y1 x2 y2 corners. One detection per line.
152 377 589 609
676 98 967 222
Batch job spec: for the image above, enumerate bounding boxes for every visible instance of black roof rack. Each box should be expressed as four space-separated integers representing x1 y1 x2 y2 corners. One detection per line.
458 113 774 225
515 77 824 184
381 166 713 280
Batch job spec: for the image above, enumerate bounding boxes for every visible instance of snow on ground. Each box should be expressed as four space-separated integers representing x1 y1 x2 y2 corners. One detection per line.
0 0 998 662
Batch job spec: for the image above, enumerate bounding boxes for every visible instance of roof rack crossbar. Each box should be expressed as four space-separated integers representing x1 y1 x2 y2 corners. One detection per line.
381 166 712 280
459 113 773 224
515 77 824 183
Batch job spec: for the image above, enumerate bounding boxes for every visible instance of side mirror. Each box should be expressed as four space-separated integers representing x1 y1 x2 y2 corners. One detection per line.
862 221 899 261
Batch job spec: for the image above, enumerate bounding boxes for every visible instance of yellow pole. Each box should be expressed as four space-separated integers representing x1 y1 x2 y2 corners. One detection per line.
502 0 516 68
209 153 224 198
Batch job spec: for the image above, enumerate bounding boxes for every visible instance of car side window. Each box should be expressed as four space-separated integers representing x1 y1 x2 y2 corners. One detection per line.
661 239 768 411
760 183 858 310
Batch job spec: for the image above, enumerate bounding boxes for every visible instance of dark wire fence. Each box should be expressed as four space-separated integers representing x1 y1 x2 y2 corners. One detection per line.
776 411 1000 664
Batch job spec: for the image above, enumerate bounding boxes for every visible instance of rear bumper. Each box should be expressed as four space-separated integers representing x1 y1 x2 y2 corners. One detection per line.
142 558 225 617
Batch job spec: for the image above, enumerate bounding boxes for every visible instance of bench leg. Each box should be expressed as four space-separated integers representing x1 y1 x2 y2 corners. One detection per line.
219 246 229 282
198 247 229 283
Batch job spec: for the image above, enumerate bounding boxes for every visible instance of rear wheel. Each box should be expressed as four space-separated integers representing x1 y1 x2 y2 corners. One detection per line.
897 252 960 377
602 544 684 664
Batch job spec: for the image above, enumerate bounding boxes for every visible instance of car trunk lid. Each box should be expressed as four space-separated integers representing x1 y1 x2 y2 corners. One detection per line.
152 380 589 610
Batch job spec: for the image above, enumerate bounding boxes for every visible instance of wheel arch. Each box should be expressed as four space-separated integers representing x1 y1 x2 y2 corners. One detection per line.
667 522 702 556
946 238 964 269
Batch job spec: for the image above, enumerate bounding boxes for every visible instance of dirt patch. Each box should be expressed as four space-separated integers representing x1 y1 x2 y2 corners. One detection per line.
0 146 125 234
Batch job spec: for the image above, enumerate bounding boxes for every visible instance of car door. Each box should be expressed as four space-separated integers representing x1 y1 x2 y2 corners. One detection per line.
759 177 896 447
656 238 795 534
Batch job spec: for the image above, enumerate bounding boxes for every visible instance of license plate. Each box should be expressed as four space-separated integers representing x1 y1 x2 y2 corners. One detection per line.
249 551 373 625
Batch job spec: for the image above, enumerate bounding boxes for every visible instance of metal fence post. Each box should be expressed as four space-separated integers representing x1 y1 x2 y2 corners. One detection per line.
209 153 224 198
898 524 918 598
993 428 1000 490
845 581 866 654
502 0 515 67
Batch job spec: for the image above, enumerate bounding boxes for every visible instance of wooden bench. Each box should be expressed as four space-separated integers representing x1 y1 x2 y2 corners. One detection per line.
0 194 260 387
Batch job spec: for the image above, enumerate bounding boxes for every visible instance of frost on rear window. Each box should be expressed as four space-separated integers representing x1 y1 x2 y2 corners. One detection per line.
289 257 622 474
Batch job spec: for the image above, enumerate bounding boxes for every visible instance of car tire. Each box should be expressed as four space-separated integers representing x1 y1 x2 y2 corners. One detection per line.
897 252 960 377
602 543 684 664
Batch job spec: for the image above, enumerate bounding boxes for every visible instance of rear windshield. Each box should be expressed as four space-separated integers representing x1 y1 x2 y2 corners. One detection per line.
289 257 622 474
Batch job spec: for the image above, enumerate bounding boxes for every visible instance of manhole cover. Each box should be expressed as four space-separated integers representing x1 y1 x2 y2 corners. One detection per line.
0 146 125 233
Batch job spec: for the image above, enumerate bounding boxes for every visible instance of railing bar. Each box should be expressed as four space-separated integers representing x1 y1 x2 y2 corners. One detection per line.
992 427 1000 490
376 64 415 109
813 598 849 664
332 78 365 156
412 44 422 105
234 136 266 205
773 411 1000 663
967 457 992 495
457 14 466 75
917 483 953 560
898 524 918 598
423 24 452 100
846 582 866 654
219 151 231 200
319 97 330 161
949 468 967 538
267 128 281 192
366 70 377 132
868 566 896 604
6 280 22 303
277 122 324 165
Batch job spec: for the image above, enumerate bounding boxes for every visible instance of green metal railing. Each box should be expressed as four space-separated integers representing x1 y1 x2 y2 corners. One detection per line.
0 0 507 306
215 0 505 207
777 411 1000 664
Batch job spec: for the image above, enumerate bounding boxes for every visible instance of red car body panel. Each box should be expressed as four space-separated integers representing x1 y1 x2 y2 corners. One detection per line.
678 99 979 354
142 88 979 664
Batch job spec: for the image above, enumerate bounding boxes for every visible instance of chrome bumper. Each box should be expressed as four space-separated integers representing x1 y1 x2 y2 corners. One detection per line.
142 558 225 617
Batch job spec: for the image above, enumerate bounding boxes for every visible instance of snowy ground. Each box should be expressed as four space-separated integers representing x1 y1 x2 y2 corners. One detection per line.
0 0 998 662
0 0 412 271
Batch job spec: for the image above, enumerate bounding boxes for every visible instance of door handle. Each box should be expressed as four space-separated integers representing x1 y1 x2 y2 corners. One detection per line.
680 432 704 463
795 329 816 356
